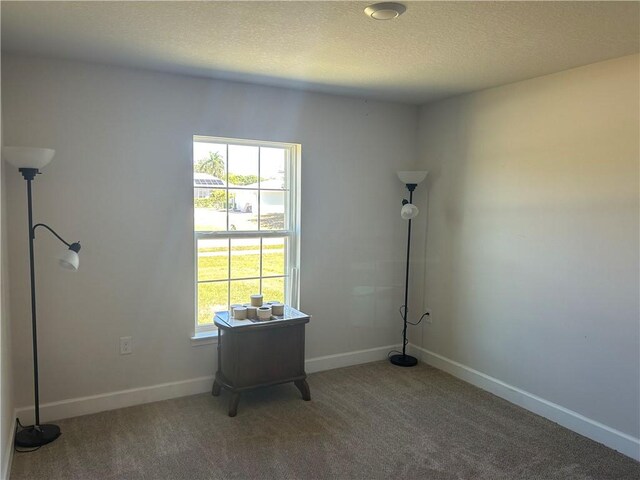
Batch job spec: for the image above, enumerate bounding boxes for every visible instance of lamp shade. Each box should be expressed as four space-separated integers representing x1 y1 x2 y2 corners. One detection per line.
401 203 419 220
59 245 80 271
59 250 79 270
397 171 427 185
2 146 55 170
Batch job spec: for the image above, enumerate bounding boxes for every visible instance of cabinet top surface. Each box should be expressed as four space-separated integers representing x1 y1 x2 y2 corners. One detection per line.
214 305 310 330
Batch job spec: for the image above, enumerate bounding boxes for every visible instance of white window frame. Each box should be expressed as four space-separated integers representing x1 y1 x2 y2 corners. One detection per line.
193 135 301 335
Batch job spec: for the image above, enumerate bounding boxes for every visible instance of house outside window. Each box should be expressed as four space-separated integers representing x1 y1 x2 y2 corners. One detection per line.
193 136 301 333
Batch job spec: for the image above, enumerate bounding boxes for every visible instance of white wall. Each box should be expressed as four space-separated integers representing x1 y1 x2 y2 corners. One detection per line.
415 55 639 442
1 54 417 413
1 116 16 479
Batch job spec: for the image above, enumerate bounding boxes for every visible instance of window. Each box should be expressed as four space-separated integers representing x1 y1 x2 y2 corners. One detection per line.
193 136 300 333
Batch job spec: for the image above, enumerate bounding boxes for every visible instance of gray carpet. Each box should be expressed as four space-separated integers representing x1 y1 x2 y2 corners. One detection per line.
10 361 640 479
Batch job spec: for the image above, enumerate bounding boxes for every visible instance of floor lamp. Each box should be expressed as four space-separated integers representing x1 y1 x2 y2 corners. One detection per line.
390 170 427 367
3 146 82 448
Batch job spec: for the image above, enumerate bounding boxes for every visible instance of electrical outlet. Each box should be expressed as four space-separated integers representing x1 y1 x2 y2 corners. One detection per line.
120 336 133 355
424 309 433 324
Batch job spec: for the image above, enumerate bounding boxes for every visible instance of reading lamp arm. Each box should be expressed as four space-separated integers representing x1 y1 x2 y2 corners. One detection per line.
32 223 80 252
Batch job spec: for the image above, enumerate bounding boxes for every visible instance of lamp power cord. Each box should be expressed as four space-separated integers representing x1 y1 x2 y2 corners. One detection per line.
388 305 430 358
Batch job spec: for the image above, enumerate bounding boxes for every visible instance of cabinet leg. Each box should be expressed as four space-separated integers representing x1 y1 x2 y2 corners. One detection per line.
294 379 311 401
228 393 241 417
211 380 221 397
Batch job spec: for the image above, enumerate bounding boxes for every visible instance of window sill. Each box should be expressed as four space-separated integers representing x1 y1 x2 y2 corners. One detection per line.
190 330 219 346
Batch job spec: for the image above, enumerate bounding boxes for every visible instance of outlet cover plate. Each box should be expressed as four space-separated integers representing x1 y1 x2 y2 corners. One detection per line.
120 336 133 355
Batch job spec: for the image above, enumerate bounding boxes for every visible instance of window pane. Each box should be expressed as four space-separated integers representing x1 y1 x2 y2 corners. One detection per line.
229 189 258 231
228 145 259 187
262 237 285 277
194 142 227 182
193 143 229 233
230 279 260 306
260 191 285 230
230 238 260 279
198 282 228 325
194 188 228 232
262 277 285 304
198 239 229 281
260 147 287 190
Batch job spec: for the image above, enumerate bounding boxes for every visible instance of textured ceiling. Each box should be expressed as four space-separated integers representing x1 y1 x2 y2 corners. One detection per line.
1 1 638 104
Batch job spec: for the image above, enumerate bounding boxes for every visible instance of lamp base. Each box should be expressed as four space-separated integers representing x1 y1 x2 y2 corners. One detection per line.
15 424 61 448
389 354 418 367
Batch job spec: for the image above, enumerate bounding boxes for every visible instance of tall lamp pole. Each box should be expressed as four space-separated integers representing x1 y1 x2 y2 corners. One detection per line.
390 171 427 368
3 147 81 448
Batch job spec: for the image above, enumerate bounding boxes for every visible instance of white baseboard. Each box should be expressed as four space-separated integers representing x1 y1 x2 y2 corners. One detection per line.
2 415 16 480
15 376 215 425
305 344 400 374
408 344 640 461
12 344 639 461
15 344 400 425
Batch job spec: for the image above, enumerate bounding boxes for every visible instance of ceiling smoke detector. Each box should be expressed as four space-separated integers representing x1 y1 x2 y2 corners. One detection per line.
364 2 406 20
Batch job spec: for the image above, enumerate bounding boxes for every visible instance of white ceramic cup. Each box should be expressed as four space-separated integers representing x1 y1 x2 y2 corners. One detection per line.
233 306 247 320
257 306 272 320
230 304 243 316
271 303 285 316
250 294 263 307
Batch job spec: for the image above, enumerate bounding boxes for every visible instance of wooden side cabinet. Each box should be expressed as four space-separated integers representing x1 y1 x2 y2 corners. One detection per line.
212 306 311 417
